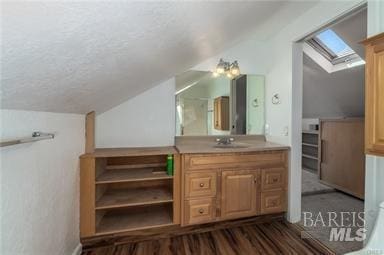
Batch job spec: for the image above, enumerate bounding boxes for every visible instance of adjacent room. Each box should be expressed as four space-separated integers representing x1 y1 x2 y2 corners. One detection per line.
299 7 366 254
1 1 383 255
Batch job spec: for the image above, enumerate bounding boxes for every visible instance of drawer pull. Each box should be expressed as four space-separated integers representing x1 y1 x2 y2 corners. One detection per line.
199 208 204 214
272 177 279 182
199 183 205 187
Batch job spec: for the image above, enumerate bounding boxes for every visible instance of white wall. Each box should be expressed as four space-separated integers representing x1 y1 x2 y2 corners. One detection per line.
0 110 84 255
364 0 384 242
96 78 175 148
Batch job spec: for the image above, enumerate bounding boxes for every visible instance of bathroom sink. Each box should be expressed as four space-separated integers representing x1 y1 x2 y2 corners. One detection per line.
213 143 250 149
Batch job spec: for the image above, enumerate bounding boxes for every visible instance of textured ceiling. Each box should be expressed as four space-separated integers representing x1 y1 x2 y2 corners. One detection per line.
1 1 315 114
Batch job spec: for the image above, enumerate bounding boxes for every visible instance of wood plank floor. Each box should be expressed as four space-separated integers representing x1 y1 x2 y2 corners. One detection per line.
82 220 334 255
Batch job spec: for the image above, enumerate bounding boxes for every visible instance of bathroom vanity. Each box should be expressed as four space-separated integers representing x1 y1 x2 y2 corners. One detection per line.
79 136 289 240
177 136 288 226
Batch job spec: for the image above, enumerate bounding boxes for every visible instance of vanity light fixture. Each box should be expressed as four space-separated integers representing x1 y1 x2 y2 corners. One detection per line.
212 58 241 78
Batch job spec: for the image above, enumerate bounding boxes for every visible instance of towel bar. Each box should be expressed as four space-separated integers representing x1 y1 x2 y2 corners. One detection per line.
0 132 55 147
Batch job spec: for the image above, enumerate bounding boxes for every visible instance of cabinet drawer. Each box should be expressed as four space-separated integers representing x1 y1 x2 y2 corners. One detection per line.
261 168 286 191
184 198 216 225
184 151 286 171
185 172 216 198
260 191 286 214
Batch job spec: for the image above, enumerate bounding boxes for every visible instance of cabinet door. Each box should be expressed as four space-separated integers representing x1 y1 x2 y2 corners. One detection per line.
213 97 229 130
221 170 258 219
319 119 365 199
364 33 384 156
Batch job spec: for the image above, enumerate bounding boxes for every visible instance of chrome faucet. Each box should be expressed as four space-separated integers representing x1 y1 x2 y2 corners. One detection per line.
215 137 235 145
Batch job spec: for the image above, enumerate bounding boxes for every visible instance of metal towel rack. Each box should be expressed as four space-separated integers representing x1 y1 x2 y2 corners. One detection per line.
0 132 55 147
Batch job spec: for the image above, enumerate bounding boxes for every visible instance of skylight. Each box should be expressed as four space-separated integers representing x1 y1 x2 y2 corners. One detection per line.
306 28 363 68
315 29 354 58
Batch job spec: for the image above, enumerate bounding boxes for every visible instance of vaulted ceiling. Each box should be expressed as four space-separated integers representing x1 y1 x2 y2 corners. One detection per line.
303 8 367 118
1 1 316 114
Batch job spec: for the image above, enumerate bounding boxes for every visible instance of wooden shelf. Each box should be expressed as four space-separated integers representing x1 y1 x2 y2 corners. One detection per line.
303 167 317 173
96 205 173 235
302 130 319 135
302 143 318 148
96 168 172 184
302 154 318 160
96 187 173 210
80 146 181 238
106 162 166 170
81 146 177 158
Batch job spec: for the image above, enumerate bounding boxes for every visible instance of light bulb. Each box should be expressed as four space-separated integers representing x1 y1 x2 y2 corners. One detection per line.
230 67 240 76
230 61 240 76
216 58 226 74
216 67 225 74
212 71 219 77
226 72 233 79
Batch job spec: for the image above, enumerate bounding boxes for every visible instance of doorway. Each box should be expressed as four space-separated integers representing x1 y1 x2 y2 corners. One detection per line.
293 5 367 254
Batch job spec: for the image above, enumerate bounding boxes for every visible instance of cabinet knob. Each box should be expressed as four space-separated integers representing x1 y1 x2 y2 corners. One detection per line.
199 208 204 214
273 178 278 182
254 178 258 183
199 183 205 187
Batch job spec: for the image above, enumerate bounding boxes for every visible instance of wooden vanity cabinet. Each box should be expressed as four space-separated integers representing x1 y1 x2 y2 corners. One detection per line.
362 33 384 156
181 150 288 226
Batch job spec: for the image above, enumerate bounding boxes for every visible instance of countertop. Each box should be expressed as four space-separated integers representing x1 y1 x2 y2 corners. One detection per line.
175 135 290 154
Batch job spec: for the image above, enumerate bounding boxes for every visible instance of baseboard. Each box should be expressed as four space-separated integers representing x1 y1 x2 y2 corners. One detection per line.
72 243 82 255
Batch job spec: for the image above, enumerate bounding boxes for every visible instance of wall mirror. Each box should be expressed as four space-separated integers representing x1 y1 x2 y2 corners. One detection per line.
175 70 265 136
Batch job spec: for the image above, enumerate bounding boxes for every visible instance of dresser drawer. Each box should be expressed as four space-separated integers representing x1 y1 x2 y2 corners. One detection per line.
185 172 216 198
260 191 286 214
261 168 286 191
184 198 216 225
184 151 286 171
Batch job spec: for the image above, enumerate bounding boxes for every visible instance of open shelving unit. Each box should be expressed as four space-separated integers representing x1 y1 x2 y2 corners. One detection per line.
302 130 319 173
96 204 173 235
80 146 180 237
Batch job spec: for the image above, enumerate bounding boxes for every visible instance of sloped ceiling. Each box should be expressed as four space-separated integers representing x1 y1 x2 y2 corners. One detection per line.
1 1 315 114
331 8 367 58
303 8 367 118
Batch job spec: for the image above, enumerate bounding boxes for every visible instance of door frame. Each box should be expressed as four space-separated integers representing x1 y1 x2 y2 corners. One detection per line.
290 3 367 223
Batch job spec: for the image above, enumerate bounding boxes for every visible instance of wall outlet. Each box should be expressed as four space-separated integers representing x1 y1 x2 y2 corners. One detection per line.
264 123 270 135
